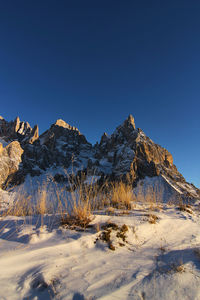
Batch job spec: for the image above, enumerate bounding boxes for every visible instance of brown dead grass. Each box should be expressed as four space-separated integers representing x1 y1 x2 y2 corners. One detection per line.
110 182 134 209
61 200 92 229
147 214 159 224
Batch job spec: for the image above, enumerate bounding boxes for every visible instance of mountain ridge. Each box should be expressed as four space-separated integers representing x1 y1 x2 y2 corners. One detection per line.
0 115 199 200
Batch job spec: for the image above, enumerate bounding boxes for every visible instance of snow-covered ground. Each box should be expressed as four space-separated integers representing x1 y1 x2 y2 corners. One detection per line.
0 201 200 299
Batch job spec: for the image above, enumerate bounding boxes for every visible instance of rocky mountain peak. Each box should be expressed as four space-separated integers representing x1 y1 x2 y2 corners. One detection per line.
25 125 39 144
54 119 79 132
112 114 137 143
0 114 199 200
117 114 136 132
14 116 31 136
0 116 39 145
125 114 136 129
100 132 109 145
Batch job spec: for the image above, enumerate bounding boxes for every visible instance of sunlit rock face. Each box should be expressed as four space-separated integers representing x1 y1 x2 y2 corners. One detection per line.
0 116 38 144
92 115 183 184
0 115 199 199
0 141 23 187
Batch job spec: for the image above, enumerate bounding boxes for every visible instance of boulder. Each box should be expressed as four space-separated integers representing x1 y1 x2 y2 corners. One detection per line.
0 141 23 187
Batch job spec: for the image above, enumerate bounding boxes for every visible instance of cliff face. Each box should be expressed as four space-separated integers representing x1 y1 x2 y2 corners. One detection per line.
0 115 199 199
92 115 183 184
0 141 24 187
0 116 39 144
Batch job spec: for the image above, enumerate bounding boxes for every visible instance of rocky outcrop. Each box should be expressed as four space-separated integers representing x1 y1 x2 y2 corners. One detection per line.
0 141 24 187
36 119 92 168
26 125 39 144
0 116 38 144
92 119 172 181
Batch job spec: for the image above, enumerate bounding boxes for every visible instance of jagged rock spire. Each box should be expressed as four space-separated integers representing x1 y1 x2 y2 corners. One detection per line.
113 114 136 140
28 125 39 144
100 132 109 144
123 114 136 130
14 116 20 133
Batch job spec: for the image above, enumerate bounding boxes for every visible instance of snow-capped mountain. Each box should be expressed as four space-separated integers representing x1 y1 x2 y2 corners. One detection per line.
0 115 199 200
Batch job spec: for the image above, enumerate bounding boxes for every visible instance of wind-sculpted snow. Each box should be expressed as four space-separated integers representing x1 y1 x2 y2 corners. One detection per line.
0 203 200 299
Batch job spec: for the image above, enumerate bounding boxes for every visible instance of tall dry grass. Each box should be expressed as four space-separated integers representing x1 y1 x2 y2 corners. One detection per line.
109 181 134 209
61 171 101 228
1 168 171 228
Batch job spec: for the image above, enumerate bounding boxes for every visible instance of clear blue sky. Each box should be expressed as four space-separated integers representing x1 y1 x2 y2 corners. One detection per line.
0 1 199 187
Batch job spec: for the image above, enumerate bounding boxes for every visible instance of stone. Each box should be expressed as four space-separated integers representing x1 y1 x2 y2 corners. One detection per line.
14 116 20 133
0 141 24 187
55 119 79 131
28 125 39 144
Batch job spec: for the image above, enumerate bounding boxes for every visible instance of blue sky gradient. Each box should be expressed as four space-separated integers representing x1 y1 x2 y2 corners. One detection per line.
0 1 199 187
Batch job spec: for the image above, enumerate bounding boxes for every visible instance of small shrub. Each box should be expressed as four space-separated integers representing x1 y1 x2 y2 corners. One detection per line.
96 223 129 251
160 246 166 253
101 229 111 242
121 224 128 232
108 243 115 251
148 214 158 224
116 224 129 242
173 263 185 273
102 222 119 231
61 201 92 229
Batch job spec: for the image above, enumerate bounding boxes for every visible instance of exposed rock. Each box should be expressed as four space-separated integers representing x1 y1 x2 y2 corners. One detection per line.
0 116 37 143
123 114 136 129
0 141 23 187
0 114 199 199
55 119 79 131
14 116 21 133
93 115 179 184
100 132 109 145
27 125 39 144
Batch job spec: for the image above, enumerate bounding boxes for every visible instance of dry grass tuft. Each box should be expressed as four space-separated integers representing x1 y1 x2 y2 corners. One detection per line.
110 182 134 209
61 199 92 229
148 214 158 224
95 223 101 232
173 263 185 273
5 195 33 217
